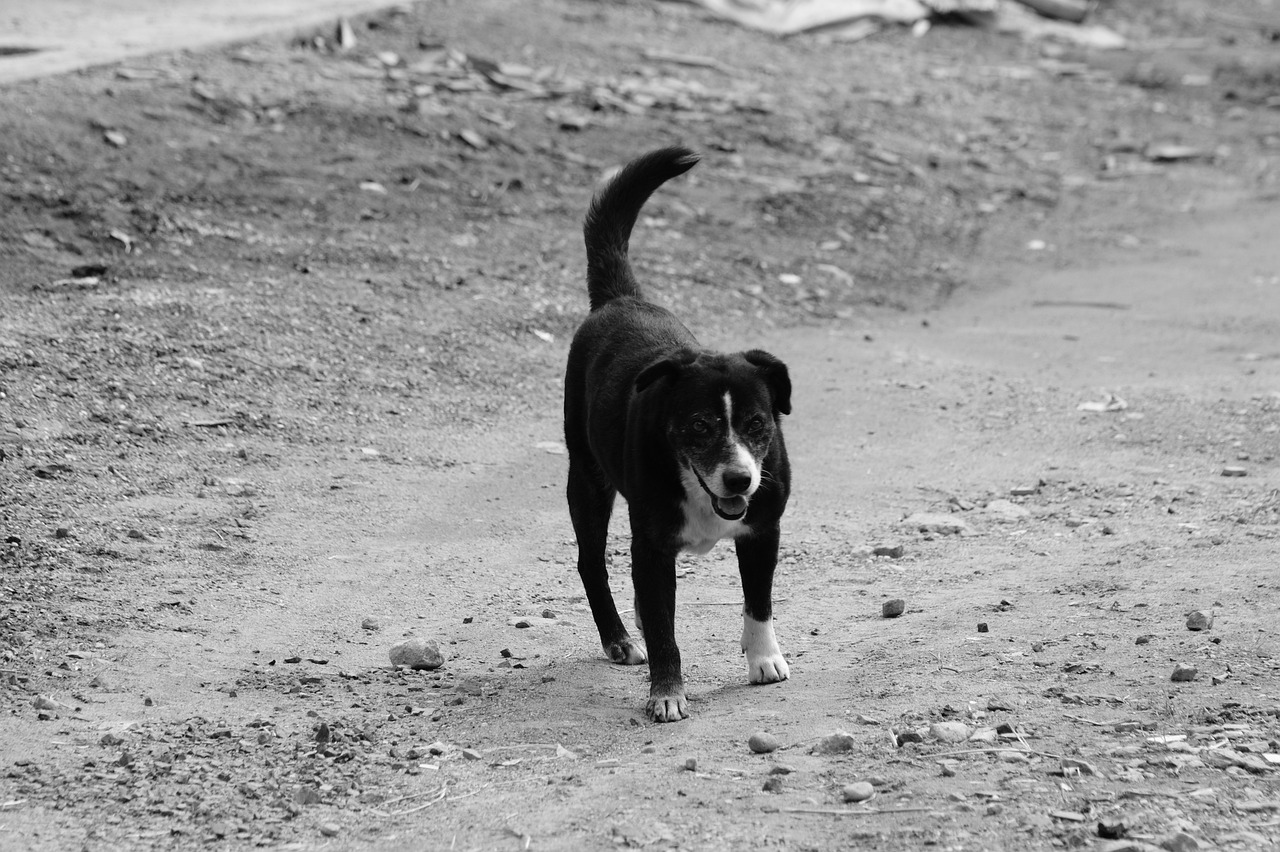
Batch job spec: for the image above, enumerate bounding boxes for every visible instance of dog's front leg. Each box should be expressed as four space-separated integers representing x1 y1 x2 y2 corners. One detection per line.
631 536 686 722
735 526 789 684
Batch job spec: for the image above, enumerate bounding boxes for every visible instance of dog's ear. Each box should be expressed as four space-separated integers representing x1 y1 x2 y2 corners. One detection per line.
743 349 791 416
635 350 697 393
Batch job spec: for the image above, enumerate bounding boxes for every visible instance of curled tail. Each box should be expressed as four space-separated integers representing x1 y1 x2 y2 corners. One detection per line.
584 146 700 311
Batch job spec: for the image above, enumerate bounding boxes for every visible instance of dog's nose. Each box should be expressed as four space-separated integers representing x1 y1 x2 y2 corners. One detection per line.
722 468 753 495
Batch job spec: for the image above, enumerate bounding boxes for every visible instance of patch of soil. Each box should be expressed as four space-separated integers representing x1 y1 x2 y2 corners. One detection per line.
2 1 1278 849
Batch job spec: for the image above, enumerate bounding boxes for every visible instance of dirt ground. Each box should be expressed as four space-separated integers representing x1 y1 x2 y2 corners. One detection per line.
2 0 1279 850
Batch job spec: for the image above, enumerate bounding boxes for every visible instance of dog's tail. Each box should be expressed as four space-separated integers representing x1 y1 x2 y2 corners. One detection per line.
584 146 700 311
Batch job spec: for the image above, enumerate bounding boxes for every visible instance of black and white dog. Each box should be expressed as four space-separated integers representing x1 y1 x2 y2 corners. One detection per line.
563 147 792 722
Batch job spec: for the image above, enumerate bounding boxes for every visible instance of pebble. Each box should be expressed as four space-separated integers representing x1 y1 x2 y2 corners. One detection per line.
901 512 971 536
748 732 780 754
361 617 382 631
841 781 875 803
1220 466 1247 477
814 731 856 754
1159 832 1200 852
683 756 697 771
1171 664 1198 683
761 776 783 793
881 599 906 618
320 823 340 837
1185 610 1213 631
929 721 971 744
984 499 1031 520
872 544 904 558
389 638 445 670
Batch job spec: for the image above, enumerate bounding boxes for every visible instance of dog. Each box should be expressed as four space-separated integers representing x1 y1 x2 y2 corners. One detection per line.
563 146 793 722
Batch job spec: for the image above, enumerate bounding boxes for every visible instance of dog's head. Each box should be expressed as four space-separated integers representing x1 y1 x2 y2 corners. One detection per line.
636 349 790 521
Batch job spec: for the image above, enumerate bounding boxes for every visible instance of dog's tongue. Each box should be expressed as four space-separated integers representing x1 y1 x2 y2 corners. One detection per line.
717 496 748 518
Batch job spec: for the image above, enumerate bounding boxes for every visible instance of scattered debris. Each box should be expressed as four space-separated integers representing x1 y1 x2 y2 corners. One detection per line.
1078 394 1128 413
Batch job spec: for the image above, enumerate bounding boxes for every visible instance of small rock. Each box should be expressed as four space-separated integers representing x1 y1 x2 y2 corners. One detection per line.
761 776 783 793
293 786 322 805
748 732 780 754
968 727 999 744
881 598 906 618
977 622 989 633
769 765 794 775
929 721 971 744
984 499 1031 520
100 732 125 746
1061 757 1097 776
814 731 856 754
841 781 875 803
895 730 925 747
872 544 904 558
319 823 340 837
1009 486 1038 497
683 756 697 771
1135 635 1154 645
1171 664 1198 683
1097 819 1127 839
1159 832 1200 852
389 638 445 671
1220 466 1247 477
901 512 971 536
361 617 382 631
1185 611 1213 631
461 748 483 761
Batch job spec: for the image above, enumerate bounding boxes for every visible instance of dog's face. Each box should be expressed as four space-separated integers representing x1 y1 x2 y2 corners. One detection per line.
637 350 790 521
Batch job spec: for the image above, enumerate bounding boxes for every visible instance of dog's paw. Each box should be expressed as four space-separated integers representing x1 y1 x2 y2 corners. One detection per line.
742 615 789 684
605 638 647 666
747 652 790 684
646 692 689 722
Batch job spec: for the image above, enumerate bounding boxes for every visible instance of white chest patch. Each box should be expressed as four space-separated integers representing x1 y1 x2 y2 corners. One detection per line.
678 468 747 554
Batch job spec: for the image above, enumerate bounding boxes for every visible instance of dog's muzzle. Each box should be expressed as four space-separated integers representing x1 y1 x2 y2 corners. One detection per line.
690 465 749 521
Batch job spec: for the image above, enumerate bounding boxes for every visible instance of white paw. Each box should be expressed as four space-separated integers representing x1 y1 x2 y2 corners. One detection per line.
741 616 789 684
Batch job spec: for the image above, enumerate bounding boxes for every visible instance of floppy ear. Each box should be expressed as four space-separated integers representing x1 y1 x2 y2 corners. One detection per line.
635 350 697 393
743 349 791 416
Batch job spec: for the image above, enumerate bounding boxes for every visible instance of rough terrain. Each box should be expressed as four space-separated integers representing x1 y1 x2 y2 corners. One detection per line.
1 1 1278 850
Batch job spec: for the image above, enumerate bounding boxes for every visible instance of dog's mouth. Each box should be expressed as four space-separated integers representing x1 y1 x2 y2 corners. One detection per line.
690 466 749 521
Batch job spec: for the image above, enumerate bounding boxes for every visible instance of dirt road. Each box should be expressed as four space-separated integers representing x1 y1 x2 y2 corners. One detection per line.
1 1 1278 850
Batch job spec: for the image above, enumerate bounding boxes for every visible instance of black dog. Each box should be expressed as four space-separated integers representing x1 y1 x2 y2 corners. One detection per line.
564 147 792 722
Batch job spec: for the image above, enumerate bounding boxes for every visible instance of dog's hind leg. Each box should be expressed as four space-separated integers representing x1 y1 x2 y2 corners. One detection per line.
736 526 790 685
568 462 646 666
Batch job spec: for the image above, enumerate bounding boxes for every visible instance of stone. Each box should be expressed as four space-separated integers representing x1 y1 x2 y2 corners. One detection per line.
841 781 875 803
901 512 972 536
683 756 697 771
1171 664 1198 682
1185 610 1213 631
1061 757 1097 776
881 598 906 618
929 721 971 744
762 776 783 792
984 499 1031 520
1220 466 1247 477
320 823 340 837
361 617 382 631
873 544 904 558
814 731 856 754
748 732 780 754
389 638 445 670
1159 832 1200 852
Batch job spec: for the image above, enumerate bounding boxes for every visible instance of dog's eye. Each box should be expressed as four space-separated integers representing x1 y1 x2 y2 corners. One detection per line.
690 418 710 434
746 416 768 435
